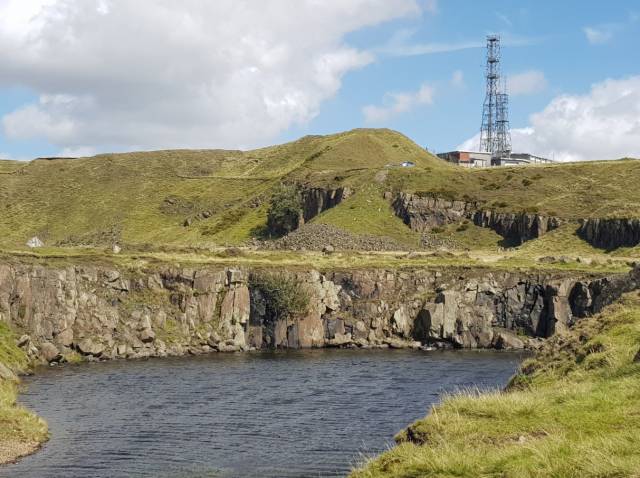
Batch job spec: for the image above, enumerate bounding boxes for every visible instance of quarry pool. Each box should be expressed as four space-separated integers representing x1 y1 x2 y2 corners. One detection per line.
3 349 523 478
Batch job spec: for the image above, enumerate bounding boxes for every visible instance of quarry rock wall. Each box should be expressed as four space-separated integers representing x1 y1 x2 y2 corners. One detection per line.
299 187 352 224
392 193 562 245
578 218 640 250
1 262 637 364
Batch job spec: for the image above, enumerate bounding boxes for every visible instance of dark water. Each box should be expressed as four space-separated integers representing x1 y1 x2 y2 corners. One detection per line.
4 349 523 478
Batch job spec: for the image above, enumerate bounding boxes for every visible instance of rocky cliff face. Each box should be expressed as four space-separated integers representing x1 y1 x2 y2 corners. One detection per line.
1 262 636 364
391 193 561 245
578 218 640 250
392 193 475 232
300 187 352 224
472 211 562 245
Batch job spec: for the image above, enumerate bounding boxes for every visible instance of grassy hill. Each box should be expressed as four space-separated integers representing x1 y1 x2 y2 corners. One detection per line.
0 128 638 251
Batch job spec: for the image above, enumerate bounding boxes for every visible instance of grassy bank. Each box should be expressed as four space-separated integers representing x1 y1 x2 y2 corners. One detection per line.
0 322 48 465
0 244 633 275
352 292 640 477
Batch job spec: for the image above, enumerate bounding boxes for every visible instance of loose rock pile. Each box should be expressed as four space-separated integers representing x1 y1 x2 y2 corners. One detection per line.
420 233 461 250
265 223 412 252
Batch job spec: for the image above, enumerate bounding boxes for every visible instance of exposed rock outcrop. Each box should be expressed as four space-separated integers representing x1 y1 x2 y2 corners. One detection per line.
392 193 475 232
578 218 640 249
472 211 562 245
391 192 561 246
1 262 636 364
300 187 352 223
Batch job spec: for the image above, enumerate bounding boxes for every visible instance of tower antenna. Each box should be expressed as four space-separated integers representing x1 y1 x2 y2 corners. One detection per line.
479 35 511 157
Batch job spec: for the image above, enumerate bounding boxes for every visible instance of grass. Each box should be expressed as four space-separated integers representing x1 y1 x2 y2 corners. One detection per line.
0 245 632 275
0 129 442 250
391 157 640 219
312 185 422 248
1 128 636 253
0 323 48 464
351 292 640 478
427 221 504 250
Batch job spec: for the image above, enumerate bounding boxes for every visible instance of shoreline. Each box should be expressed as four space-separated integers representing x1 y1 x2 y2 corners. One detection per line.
350 292 640 477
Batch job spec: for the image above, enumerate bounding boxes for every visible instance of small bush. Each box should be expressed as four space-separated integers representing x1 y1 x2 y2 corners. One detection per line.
522 178 533 187
431 227 445 234
266 184 302 238
456 224 469 232
249 273 310 322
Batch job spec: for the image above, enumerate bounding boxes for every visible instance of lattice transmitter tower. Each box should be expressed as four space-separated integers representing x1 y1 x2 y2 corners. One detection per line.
479 35 511 156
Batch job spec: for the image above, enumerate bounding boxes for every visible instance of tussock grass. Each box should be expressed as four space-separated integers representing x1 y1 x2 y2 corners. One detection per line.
351 293 640 478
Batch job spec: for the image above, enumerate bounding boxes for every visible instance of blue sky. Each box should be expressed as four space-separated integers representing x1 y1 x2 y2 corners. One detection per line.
0 0 639 161
284 0 640 157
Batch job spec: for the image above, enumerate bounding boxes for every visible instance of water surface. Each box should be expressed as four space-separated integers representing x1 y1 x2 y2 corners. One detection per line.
4 349 523 478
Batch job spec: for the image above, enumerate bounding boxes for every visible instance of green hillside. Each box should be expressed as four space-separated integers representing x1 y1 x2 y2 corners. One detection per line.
0 128 638 251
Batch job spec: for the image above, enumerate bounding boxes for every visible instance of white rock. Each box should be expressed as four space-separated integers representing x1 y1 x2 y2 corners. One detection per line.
26 236 44 248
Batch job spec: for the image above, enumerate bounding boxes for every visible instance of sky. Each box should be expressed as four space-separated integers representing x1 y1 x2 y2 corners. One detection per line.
0 0 639 162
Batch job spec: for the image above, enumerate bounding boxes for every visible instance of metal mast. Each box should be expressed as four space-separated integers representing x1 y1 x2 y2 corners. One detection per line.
479 35 511 156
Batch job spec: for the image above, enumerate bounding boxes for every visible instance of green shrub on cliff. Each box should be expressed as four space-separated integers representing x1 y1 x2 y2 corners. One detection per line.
266 184 303 238
249 273 309 322
351 292 640 478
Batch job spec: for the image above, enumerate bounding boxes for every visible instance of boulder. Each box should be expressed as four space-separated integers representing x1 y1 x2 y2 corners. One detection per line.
493 331 525 350
322 245 335 254
217 343 241 352
391 307 412 337
56 328 74 347
39 342 61 363
103 270 120 282
297 314 325 348
227 269 245 284
353 320 369 341
328 333 352 347
77 338 104 356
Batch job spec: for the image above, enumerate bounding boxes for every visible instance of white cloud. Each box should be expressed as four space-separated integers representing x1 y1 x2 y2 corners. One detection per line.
583 26 614 44
0 0 421 153
378 30 539 58
378 29 483 56
507 70 548 96
458 76 640 162
451 70 465 88
363 83 434 123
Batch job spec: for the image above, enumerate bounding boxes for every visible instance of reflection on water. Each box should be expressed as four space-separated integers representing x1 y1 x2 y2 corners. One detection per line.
3 349 523 478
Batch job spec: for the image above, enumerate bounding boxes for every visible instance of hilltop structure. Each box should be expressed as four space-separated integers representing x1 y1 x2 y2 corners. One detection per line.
438 35 552 168
479 35 511 157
